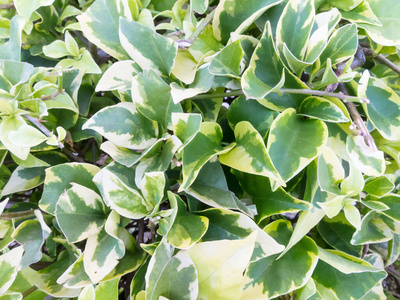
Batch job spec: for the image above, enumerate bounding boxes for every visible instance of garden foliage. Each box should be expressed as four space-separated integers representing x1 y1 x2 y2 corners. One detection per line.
0 0 400 299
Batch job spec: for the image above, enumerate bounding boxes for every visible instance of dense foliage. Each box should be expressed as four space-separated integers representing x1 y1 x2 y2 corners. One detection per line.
0 0 400 298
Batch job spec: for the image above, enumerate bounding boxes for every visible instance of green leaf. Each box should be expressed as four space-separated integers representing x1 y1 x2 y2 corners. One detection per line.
37 250 81 297
364 176 394 197
227 95 278 138
39 162 100 215
317 147 345 195
346 135 385 177
191 0 208 14
317 213 363 257
213 0 283 43
267 108 328 183
0 247 24 294
170 65 215 104
141 172 165 210
165 192 209 249
184 161 253 215
1 166 46 196
234 171 311 222
351 211 393 245
220 121 284 185
119 18 177 76
312 251 386 299
94 277 120 300
96 60 141 91
299 96 350 123
99 168 148 219
0 16 25 61
241 22 285 100
55 183 107 243
171 113 202 147
83 226 124 283
357 0 400 46
319 24 358 68
276 0 315 61
100 141 142 168
242 220 318 299
363 77 400 141
198 208 285 261
0 116 29 160
57 254 91 288
340 1 381 25
371 194 400 222
180 122 231 190
14 0 54 18
131 70 181 130
209 40 244 78
11 211 51 269
83 102 158 151
327 0 362 11
77 0 129 60
145 239 198 300
8 125 48 148
188 232 257 300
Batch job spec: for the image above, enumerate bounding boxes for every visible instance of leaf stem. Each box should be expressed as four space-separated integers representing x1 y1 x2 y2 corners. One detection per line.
191 88 369 103
363 48 400 75
0 209 36 220
23 114 64 149
187 10 215 44
338 83 377 149
22 286 38 298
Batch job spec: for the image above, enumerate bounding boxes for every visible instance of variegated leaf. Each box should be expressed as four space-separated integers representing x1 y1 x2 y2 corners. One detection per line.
55 183 107 243
267 108 328 183
188 232 257 300
39 162 100 215
299 96 350 123
96 60 141 91
77 0 129 60
131 70 181 130
145 239 198 300
0 247 24 294
213 0 283 43
198 208 284 262
220 121 284 185
242 220 318 299
180 122 232 191
241 22 285 100
209 40 244 78
82 102 158 151
165 192 209 249
119 18 177 76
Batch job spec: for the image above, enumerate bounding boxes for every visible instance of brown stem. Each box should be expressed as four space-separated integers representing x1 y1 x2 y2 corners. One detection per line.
339 83 377 149
0 209 35 220
363 48 400 75
0 3 15 9
136 218 145 248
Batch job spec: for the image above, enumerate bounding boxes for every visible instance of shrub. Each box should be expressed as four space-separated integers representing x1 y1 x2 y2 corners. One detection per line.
0 0 399 299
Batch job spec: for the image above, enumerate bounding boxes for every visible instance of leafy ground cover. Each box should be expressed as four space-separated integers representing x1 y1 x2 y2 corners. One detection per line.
0 0 400 299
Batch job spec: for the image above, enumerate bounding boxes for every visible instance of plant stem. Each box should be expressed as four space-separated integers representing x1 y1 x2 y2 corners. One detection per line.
22 286 38 298
0 209 35 220
23 114 64 149
0 3 14 9
363 48 400 75
191 88 369 103
338 83 377 149
187 10 215 44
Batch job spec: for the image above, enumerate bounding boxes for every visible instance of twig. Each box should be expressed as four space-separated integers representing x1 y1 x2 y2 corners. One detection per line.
136 218 145 248
339 83 377 149
0 3 15 9
23 114 64 149
363 48 400 75
148 219 156 243
0 209 36 220
178 10 215 48
191 88 369 103
40 89 63 100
